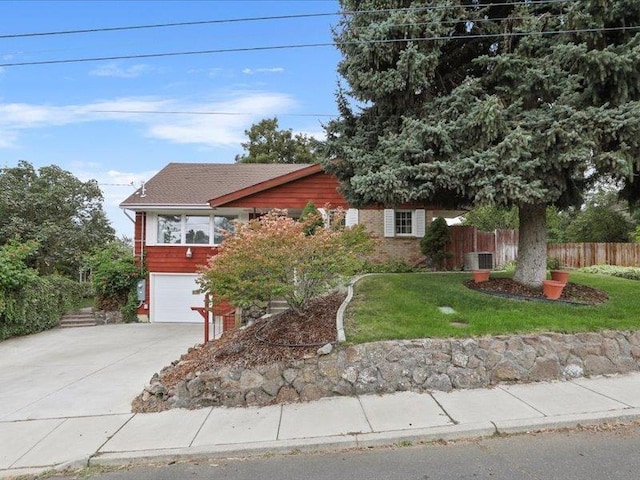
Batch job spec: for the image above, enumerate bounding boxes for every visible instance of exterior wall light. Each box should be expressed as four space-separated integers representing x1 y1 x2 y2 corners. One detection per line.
186 247 193 258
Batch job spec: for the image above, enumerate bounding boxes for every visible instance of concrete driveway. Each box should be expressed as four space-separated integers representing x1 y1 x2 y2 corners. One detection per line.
0 323 202 421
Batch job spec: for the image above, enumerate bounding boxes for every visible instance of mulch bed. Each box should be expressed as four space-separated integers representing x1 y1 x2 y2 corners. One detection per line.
159 292 343 389
466 277 609 305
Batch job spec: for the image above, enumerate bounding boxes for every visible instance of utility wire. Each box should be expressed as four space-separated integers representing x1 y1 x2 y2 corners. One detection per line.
0 0 572 39
90 110 336 117
1 25 637 68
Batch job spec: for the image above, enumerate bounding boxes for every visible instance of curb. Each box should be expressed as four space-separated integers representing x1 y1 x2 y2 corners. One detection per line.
88 410 640 469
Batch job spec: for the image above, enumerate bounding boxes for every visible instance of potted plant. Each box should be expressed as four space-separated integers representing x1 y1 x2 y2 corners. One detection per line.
473 270 490 283
542 279 565 300
547 257 569 284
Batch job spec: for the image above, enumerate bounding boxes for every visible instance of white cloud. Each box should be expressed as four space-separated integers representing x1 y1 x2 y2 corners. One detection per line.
89 63 153 78
0 91 298 149
73 167 160 237
242 67 285 75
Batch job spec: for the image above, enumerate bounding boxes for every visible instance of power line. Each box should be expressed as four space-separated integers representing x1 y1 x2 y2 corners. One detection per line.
90 110 336 117
0 0 572 39
1 25 637 68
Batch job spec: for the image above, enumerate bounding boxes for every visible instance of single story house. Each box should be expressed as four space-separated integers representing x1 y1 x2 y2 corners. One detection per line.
120 162 463 324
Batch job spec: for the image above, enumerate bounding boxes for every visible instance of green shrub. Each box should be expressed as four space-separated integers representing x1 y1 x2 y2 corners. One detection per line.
420 217 452 270
580 265 640 281
547 257 562 270
359 260 422 273
0 242 87 340
121 289 141 323
88 243 142 312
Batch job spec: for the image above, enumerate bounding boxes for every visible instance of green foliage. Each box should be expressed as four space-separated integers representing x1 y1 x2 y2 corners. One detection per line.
420 217 451 270
0 242 84 340
359 260 421 274
462 206 519 231
88 243 141 312
564 205 634 242
235 118 323 164
324 0 640 286
580 265 640 281
547 257 562 271
0 161 115 277
199 210 374 314
299 201 325 236
121 289 141 323
346 272 640 342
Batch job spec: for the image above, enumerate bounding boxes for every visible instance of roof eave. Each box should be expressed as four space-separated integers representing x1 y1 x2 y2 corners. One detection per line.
208 163 324 207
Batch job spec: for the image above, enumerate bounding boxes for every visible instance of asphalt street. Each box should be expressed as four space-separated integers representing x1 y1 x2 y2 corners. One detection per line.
48 422 640 480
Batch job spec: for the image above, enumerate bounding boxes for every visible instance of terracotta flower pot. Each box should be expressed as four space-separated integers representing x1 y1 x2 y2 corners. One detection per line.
550 270 570 284
542 279 565 300
473 270 490 283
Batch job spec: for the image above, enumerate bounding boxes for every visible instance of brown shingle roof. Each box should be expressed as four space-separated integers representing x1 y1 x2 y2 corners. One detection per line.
120 163 315 208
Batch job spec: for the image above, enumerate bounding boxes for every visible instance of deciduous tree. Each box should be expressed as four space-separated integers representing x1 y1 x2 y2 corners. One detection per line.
0 161 115 276
235 118 322 164
199 210 373 315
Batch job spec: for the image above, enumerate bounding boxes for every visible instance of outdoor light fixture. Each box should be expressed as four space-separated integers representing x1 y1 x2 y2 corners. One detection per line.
185 248 193 259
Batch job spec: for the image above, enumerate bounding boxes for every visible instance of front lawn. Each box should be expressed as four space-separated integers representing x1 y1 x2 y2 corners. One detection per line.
345 272 640 343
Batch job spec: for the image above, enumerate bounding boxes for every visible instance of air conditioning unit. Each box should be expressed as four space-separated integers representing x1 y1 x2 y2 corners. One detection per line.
464 252 494 271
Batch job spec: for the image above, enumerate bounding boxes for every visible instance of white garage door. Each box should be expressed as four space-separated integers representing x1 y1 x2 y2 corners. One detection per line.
151 274 205 323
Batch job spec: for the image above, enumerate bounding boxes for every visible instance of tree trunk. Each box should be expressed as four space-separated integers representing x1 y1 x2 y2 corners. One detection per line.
513 203 547 288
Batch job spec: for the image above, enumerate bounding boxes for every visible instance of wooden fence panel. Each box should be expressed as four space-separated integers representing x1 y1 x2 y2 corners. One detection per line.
547 243 640 268
477 231 495 252
447 226 475 269
495 229 519 268
446 226 519 269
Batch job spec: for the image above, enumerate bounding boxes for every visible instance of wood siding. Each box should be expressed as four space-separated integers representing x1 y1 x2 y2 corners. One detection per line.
220 172 349 209
145 245 218 273
547 243 640 268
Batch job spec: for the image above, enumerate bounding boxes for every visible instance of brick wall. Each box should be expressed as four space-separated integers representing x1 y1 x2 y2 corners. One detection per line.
359 209 425 264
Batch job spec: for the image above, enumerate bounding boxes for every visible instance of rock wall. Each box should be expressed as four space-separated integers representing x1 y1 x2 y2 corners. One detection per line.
137 330 640 411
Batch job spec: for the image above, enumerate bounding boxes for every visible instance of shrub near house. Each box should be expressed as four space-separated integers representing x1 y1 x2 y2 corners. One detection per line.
198 210 374 317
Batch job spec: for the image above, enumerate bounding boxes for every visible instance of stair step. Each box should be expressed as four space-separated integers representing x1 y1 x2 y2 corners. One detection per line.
59 320 98 328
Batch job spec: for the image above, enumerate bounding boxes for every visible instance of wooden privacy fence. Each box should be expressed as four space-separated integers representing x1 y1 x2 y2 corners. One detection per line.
547 243 640 268
446 226 519 269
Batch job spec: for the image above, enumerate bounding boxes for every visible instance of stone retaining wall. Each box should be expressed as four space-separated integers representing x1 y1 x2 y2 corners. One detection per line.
137 329 640 411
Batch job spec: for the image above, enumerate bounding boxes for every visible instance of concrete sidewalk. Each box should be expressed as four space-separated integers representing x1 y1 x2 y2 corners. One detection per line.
3 372 640 479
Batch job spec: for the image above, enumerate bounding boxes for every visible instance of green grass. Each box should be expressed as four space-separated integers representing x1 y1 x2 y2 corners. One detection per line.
345 272 640 343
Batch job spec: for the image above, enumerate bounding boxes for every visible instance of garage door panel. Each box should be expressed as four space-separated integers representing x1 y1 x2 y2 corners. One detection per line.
151 274 204 323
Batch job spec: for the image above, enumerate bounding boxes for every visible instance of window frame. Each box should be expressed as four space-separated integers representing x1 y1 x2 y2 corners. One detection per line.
151 213 237 246
394 210 414 236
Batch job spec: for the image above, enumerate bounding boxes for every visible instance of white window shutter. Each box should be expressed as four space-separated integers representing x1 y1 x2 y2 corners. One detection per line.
383 209 395 237
345 208 359 226
415 209 426 237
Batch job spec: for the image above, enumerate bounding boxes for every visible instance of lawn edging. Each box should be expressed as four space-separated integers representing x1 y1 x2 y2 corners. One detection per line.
135 329 640 412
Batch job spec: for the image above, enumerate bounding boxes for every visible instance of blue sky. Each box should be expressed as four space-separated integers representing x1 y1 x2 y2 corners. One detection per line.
0 0 341 236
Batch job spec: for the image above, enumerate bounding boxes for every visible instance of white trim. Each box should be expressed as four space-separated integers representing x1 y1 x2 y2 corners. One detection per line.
383 209 395 237
345 208 359 227
415 209 426 237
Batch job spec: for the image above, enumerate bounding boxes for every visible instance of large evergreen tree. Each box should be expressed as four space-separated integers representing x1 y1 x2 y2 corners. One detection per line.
324 0 640 287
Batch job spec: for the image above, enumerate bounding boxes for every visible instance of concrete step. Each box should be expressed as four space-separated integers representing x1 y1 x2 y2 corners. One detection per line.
59 321 98 328
59 311 98 328
268 298 290 314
